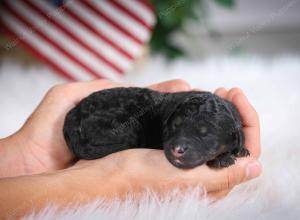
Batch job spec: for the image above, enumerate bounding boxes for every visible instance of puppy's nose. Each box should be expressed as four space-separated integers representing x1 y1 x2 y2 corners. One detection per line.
172 145 188 158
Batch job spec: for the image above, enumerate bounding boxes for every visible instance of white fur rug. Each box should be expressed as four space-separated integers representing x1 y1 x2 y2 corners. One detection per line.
0 55 300 219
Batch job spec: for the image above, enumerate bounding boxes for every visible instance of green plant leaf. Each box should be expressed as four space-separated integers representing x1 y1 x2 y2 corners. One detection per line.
214 0 235 8
149 0 235 58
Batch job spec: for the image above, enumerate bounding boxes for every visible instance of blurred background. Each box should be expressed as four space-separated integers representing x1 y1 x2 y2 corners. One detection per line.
2 0 300 62
0 0 300 144
177 0 300 57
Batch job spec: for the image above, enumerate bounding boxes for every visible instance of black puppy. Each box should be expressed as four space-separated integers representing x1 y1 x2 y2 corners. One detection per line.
63 87 249 169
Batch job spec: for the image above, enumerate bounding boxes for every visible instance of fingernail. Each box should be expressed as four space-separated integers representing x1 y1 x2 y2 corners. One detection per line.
246 161 261 180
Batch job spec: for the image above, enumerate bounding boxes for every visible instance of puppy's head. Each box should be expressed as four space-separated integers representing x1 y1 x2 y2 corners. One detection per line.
163 92 244 169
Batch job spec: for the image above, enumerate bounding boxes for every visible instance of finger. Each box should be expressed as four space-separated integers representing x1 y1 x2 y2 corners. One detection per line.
67 80 131 102
52 79 190 106
49 80 132 105
232 93 260 128
185 157 261 192
148 79 190 92
214 88 227 98
226 87 243 102
190 88 202 92
225 88 260 158
208 188 231 200
232 94 260 158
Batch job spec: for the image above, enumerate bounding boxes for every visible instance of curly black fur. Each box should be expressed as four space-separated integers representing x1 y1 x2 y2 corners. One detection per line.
63 87 249 169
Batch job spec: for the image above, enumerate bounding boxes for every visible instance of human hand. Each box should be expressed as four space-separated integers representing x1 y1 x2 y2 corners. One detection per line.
0 79 190 177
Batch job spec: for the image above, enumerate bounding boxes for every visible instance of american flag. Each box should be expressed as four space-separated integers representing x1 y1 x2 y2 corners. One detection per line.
0 0 155 81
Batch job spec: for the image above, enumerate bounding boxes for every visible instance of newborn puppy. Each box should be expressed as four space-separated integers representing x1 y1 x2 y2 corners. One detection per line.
63 87 249 169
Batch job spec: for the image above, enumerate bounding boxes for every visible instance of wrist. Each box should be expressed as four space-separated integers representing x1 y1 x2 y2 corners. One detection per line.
62 162 132 201
0 132 46 178
0 170 73 218
0 166 130 219
0 134 26 178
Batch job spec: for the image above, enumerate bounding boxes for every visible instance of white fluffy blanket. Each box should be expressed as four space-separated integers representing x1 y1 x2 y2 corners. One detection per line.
0 55 300 219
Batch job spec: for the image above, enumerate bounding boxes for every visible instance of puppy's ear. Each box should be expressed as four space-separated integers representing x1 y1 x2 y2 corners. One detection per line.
161 91 213 127
161 93 192 127
161 100 184 127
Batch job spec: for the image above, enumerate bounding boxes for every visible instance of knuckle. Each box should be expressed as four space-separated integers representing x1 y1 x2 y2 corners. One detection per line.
231 87 243 93
215 88 227 96
91 79 114 87
226 166 245 189
48 84 63 95
229 87 243 97
216 87 226 92
172 79 190 90
174 78 188 85
227 88 243 101
47 83 73 98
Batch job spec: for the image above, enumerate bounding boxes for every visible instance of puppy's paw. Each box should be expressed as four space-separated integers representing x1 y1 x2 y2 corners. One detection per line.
233 147 250 157
207 153 236 168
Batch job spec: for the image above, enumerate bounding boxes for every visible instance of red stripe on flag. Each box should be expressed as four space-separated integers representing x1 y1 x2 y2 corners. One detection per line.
3 1 104 79
109 0 152 30
139 0 155 12
81 0 144 45
23 0 125 74
62 3 134 60
0 20 76 81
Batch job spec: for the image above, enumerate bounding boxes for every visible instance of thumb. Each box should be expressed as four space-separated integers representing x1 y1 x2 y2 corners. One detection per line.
191 157 262 192
148 79 190 92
